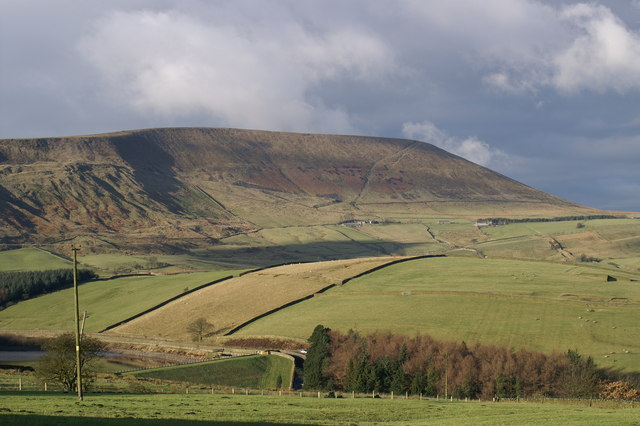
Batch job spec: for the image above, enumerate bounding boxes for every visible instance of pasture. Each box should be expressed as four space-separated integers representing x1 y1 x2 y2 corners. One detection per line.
108 257 401 340
0 248 71 271
0 270 241 332
475 218 640 269
127 354 292 389
236 256 640 372
0 392 638 425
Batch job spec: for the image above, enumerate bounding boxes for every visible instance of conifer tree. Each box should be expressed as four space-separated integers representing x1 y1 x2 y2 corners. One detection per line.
303 324 331 390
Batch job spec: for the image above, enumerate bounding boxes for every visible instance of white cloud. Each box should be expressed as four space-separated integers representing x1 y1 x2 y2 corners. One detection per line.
553 4 640 93
479 2 640 95
78 9 396 133
401 121 510 168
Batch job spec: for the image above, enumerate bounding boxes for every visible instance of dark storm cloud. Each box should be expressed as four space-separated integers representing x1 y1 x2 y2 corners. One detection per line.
1 0 639 210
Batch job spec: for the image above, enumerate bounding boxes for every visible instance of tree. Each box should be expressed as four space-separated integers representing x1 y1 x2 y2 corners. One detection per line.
303 324 331 390
187 317 214 342
35 333 104 392
563 349 599 397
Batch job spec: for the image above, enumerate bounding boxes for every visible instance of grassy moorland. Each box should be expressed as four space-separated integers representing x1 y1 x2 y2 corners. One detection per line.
0 392 638 425
236 256 640 372
127 354 292 389
0 270 241 332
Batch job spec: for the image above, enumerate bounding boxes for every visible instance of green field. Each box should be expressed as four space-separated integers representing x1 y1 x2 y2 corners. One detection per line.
0 392 637 425
0 248 71 271
474 219 640 267
236 256 640 372
0 270 242 332
128 354 292 389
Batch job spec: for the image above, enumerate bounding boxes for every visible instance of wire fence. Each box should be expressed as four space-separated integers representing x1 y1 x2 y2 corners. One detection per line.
0 375 637 409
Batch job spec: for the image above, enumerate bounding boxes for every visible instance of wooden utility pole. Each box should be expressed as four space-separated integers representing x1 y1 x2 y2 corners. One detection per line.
72 246 83 401
443 352 448 399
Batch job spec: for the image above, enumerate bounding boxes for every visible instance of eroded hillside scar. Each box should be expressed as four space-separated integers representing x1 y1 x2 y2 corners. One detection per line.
352 141 420 205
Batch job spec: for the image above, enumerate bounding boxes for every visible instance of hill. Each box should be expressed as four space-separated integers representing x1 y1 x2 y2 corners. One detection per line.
0 127 599 254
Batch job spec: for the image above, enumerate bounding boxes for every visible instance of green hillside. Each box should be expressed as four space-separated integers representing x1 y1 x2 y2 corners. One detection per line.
0 248 71 271
0 270 241 332
236 256 640 372
127 354 292 389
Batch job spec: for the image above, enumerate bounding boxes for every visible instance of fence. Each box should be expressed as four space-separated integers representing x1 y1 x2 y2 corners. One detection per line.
0 374 636 409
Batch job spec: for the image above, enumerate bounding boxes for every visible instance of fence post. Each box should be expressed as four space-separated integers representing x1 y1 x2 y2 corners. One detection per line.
245 389 248 396
352 391 355 399
318 391 321 399
19 377 22 391
232 388 235 394
405 392 408 400
44 382 47 392
391 391 394 400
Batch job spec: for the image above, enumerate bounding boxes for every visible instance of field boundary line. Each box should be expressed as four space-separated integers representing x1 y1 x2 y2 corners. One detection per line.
224 254 446 336
222 283 338 336
99 275 234 333
339 254 446 286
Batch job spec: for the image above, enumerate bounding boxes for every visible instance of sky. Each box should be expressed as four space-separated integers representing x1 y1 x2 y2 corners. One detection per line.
1 0 639 211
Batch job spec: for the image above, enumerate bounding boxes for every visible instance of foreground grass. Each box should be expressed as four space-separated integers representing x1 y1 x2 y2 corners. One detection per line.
238 256 640 372
0 270 241 332
0 392 638 425
128 355 292 389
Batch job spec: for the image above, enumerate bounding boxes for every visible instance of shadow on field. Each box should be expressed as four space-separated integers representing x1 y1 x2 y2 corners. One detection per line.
0 414 311 426
198 240 431 267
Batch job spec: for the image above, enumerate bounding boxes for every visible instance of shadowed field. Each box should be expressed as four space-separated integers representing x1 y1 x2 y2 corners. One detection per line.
126 354 292 389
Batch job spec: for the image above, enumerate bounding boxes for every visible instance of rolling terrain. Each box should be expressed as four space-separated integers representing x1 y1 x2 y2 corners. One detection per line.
1 127 638 382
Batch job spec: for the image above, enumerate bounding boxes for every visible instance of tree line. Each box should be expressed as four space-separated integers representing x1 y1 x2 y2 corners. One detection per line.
0 269 97 308
477 215 622 226
303 326 639 400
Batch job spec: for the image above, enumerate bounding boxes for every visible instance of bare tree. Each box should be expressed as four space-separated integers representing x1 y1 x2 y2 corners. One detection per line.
35 333 104 392
187 317 214 342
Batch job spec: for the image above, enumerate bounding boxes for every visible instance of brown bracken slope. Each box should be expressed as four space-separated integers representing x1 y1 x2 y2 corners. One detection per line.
0 127 595 250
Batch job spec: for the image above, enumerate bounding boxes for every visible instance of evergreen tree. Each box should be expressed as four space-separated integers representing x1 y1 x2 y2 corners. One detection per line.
303 324 331 390
563 349 599 397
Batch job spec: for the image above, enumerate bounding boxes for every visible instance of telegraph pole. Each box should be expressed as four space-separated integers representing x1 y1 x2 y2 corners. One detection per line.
72 246 83 401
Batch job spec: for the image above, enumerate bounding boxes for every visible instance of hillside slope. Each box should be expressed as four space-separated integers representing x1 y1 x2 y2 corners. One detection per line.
0 127 594 250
